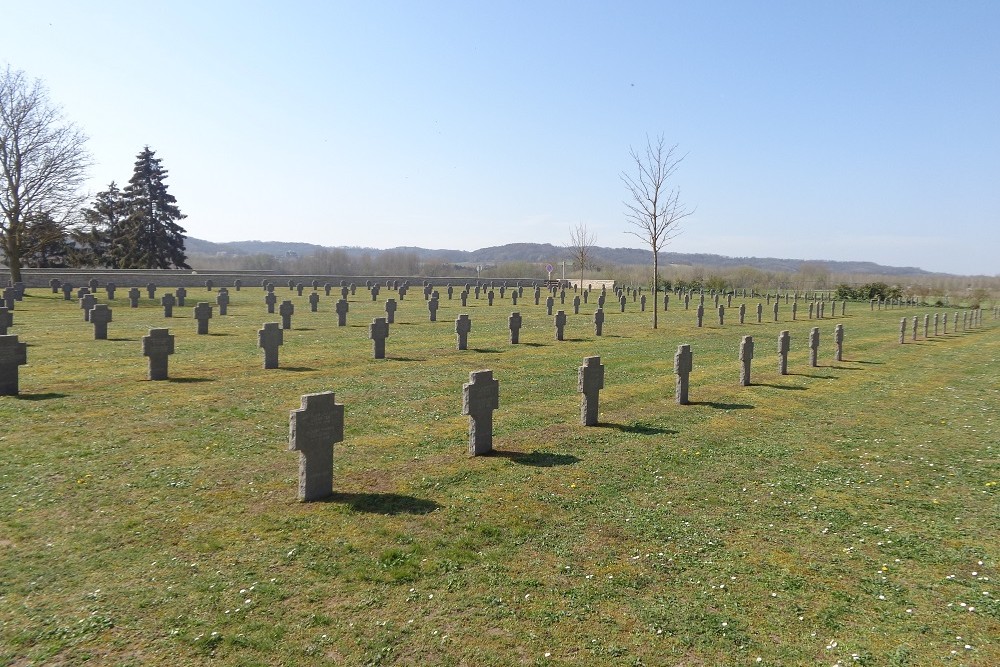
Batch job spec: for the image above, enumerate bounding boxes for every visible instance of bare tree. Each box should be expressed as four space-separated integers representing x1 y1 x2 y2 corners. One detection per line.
622 135 693 328
567 223 596 289
0 67 90 282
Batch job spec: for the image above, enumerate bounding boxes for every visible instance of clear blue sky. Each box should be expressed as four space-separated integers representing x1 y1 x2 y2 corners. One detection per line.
5 1 998 275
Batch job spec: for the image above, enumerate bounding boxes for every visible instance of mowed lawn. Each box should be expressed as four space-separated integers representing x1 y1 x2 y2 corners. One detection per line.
1 285 997 666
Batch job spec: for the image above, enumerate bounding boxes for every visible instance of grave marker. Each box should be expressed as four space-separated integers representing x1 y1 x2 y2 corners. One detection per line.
175 287 187 306
578 356 604 426
0 335 28 395
809 327 819 366
336 299 349 326
308 292 320 312
106 282 117 300
258 322 283 369
279 300 295 329
369 317 389 359
265 292 277 313
289 392 344 501
462 370 499 456
384 298 397 324
161 293 176 317
739 335 754 386
80 293 96 321
778 330 790 375
594 308 605 336
674 344 692 405
455 314 472 350
428 297 439 322
142 328 174 380
834 324 844 361
508 312 522 344
555 310 567 341
0 307 11 335
216 290 230 315
146 283 157 299
194 302 213 334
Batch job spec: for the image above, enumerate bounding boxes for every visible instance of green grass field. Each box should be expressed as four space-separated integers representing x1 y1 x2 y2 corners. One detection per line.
1 285 997 666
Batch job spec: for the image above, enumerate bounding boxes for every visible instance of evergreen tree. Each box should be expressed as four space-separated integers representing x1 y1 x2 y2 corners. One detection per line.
114 147 189 269
21 212 72 267
71 182 126 266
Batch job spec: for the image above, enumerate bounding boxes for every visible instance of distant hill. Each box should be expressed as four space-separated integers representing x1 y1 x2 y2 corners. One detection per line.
184 237 935 276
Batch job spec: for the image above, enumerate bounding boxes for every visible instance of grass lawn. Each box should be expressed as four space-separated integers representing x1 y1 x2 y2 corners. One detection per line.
1 285 997 665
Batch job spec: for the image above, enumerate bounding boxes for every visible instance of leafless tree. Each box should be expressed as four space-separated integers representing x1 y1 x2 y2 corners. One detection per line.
567 223 596 289
622 135 693 328
0 67 90 282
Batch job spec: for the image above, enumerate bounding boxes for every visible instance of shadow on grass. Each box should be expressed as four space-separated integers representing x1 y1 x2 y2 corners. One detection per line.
600 422 677 435
321 492 440 515
295 327 316 331
521 342 547 347
753 383 807 390
207 332 234 337
563 338 588 343
788 373 838 379
843 359 882 364
279 366 316 372
167 377 214 383
487 450 580 467
15 392 68 401
386 356 426 362
106 337 135 342
472 348 502 354
689 401 754 410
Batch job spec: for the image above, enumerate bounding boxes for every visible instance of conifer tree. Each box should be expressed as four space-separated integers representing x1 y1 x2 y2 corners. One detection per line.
114 147 189 269
71 182 125 266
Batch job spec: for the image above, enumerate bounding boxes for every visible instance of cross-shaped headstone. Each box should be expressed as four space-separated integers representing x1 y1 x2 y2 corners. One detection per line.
106 282 117 300
76 287 90 301
739 335 754 386
234 279 242 291
146 283 157 300
258 322 283 369
193 303 213 334
809 327 820 366
216 290 230 315
308 292 320 312
578 356 604 426
460 291 469 307
618 295 626 313
462 370 499 456
90 304 113 339
594 308 605 336
718 304 725 326
547 296 555 315
205 279 214 291
663 293 669 311
61 283 73 301
923 314 929 339
508 312 522 344
640 294 646 312
834 324 844 361
488 290 495 306
289 392 345 501
756 302 763 323
279 300 294 329
777 330 791 375
142 328 174 380
369 317 389 359
175 287 187 306
330 298 346 326
683 293 690 309
773 301 779 322
597 294 606 309
324 283 332 296
572 295 580 314
428 297 439 322
158 292 175 317
696 304 704 327
296 283 304 296
455 314 472 350
808 302 815 319
934 313 940 336
899 317 907 343
533 287 541 305
674 344 693 405
265 292 277 313
0 307 12 335
0 335 28 395
511 291 518 306
50 278 61 293
80 293 96 321
554 310 567 341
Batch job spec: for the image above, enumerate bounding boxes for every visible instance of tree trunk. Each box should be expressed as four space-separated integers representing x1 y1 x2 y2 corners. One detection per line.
652 251 659 329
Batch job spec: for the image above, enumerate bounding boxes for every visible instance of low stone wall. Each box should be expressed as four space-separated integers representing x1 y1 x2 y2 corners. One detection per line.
2 268 560 290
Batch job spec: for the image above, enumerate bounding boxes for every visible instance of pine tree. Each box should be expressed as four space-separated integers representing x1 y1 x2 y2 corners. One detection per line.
22 212 72 267
71 182 126 266
114 147 189 269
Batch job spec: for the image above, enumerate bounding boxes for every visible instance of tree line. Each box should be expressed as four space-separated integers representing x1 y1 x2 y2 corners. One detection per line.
1 67 187 281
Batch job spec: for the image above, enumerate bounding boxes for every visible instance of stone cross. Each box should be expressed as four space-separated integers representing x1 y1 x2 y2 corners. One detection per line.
809 327 820 366
778 330 790 375
336 299 349 326
142 328 174 380
554 310 567 341
341 286 350 300
640 294 646 311
80 293 96 321
460 291 469 307
234 279 242 291
684 293 690 309
370 285 380 302
808 302 815 319
773 301 779 322
384 298 397 324
62 283 73 301
597 294 605 309
106 282 116 300
76 287 90 300
194 302 213 335
714 294 720 308
205 279 214 291
674 344 693 405
90 304 113 340
428 297 439 322
718 304 725 326
934 313 939 336
0 335 28 395
279 300 294 329
791 302 797 320
573 295 580 314
534 287 541 305
309 292 320 312
739 335 754 386
128 288 141 308
146 283 156 299
324 283 332 296
265 292 277 313
923 314 929 338
834 324 844 361
508 312 522 344
448 285 454 300
736 303 744 324
50 278 61 293
583 290 589 304
594 308 605 336
296 283 304 296
258 322 283 369
619 295 626 313
0 307 11 335
175 287 187 306
487 290 495 306
87 278 99 292
756 302 763 323
696 304 704 327
455 314 472 350
369 317 389 359
289 392 345 501
578 356 604 426
899 318 906 343
912 316 918 341
462 370 499 456
663 293 669 311
560 289 566 304
943 313 949 334
547 295 555 315
511 291 518 306
216 290 230 315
